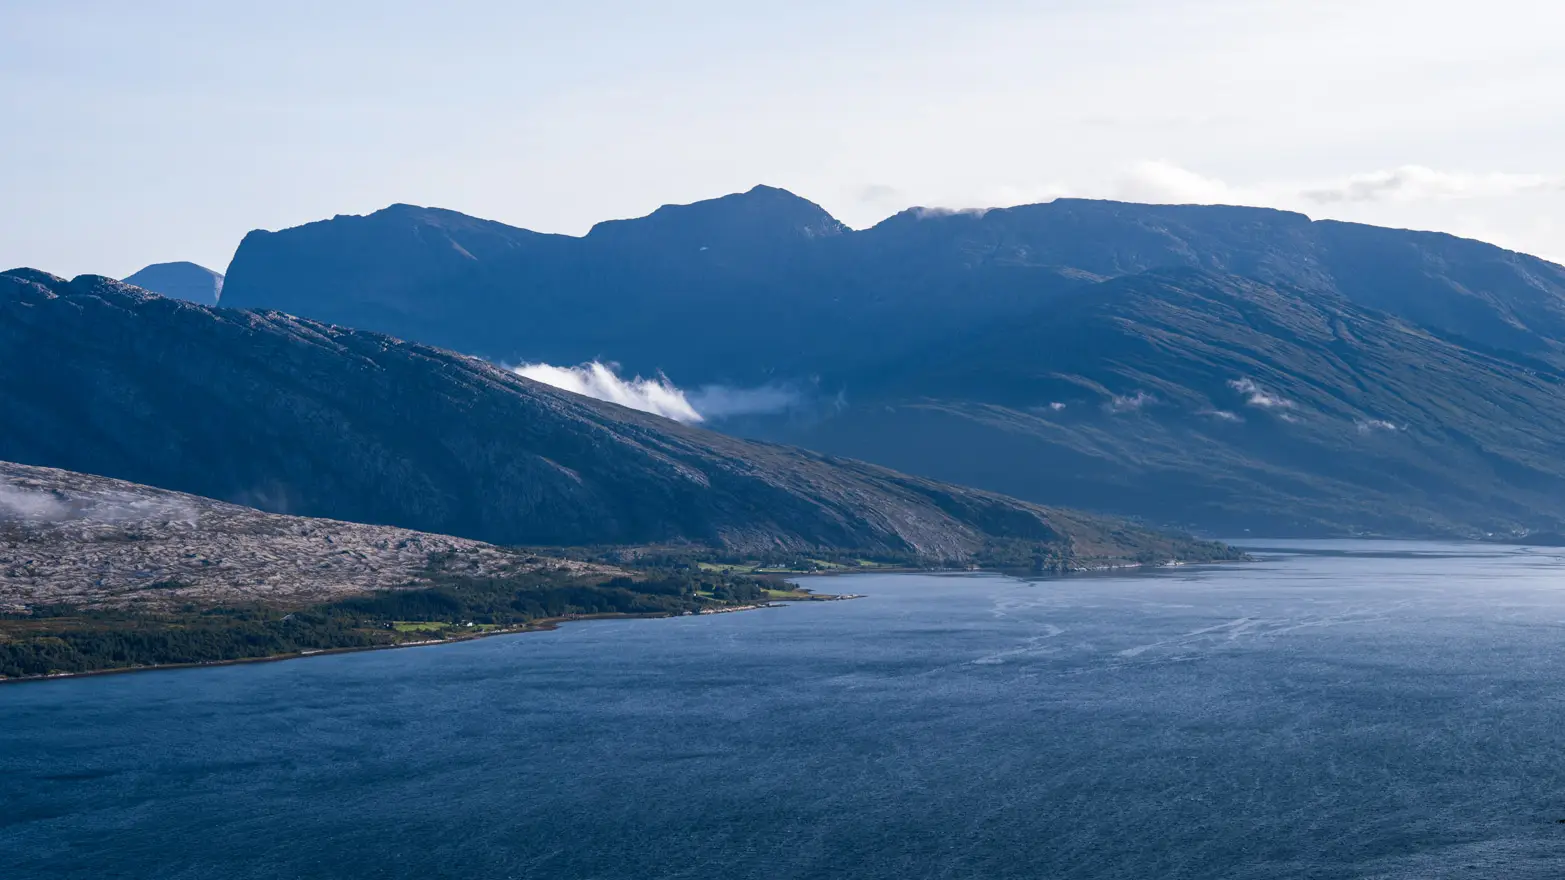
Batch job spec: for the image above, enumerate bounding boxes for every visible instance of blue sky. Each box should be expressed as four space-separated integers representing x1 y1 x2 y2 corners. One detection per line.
3 0 1563 277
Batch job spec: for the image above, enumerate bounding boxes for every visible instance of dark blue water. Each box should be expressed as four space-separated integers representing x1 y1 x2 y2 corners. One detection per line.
5 541 1565 879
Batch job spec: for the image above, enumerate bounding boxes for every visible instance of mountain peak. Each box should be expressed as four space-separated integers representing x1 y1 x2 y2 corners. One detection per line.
123 262 224 304
586 185 848 247
365 203 517 229
2 267 69 290
744 183 794 196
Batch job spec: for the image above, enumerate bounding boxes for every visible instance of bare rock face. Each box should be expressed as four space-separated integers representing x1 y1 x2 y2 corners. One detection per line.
0 270 1202 563
0 461 584 613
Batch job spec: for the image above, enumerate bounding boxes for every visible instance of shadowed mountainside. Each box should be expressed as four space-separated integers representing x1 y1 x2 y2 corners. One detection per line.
219 190 1565 383
210 189 1565 536
753 269 1565 537
0 269 1226 565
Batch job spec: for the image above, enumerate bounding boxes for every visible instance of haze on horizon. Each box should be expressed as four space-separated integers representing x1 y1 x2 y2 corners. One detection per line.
3 0 1563 278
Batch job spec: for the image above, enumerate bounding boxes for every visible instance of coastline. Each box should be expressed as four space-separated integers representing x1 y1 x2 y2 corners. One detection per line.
0 594 856 687
1 558 1234 686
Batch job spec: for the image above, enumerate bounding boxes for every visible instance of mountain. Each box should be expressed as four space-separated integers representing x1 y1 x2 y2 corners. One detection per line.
753 268 1565 537
218 187 1095 381
218 204 561 338
851 201 1565 364
0 269 1225 566
122 261 224 304
219 192 1565 384
209 189 1565 536
217 187 859 377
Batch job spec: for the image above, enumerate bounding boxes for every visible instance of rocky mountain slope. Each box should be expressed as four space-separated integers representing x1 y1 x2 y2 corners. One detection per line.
122 261 224 304
0 460 568 614
755 269 1565 537
0 269 1222 564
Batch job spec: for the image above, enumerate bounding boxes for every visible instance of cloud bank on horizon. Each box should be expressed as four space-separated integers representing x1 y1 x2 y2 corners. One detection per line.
511 362 801 423
1108 161 1565 208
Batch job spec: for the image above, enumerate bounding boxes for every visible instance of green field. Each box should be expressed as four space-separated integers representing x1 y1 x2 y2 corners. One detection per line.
390 621 447 633
699 558 894 576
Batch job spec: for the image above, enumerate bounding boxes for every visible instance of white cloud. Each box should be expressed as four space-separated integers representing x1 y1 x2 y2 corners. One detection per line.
911 206 992 220
0 481 196 525
857 184 905 208
514 362 703 422
687 384 802 420
1356 418 1403 433
1228 378 1296 410
1302 167 1565 204
1104 391 1154 413
1104 161 1565 209
0 483 68 521
511 361 801 423
1198 409 1242 422
1112 160 1245 205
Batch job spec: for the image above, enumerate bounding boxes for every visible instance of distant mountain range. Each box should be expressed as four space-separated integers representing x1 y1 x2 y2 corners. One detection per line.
219 188 1565 383
211 188 1565 537
122 260 223 304
0 269 1221 566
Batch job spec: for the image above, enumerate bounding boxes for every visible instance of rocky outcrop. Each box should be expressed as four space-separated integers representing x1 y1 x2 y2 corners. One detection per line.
0 460 579 613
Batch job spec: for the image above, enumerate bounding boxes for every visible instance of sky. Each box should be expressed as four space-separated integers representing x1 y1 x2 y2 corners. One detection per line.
3 0 1563 278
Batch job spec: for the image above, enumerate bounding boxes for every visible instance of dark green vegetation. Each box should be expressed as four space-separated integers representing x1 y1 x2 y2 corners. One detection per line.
0 535 1240 679
586 536 1242 577
216 189 1565 537
0 270 1232 564
0 562 774 680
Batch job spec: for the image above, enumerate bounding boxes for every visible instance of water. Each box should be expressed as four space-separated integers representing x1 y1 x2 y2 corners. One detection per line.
5 540 1565 879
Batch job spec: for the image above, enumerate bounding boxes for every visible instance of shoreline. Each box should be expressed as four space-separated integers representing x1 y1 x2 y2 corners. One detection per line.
0 558 1232 686
789 555 1245 581
0 595 858 687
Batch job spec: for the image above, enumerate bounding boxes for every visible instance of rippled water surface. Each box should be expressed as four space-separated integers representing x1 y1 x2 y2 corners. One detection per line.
5 540 1565 879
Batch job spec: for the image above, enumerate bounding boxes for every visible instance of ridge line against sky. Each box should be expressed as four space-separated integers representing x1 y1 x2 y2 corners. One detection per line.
3 0 1562 277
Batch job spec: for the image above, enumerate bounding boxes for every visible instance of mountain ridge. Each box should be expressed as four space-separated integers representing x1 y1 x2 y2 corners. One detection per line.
0 268 1228 565
217 189 1565 382
204 188 1565 536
